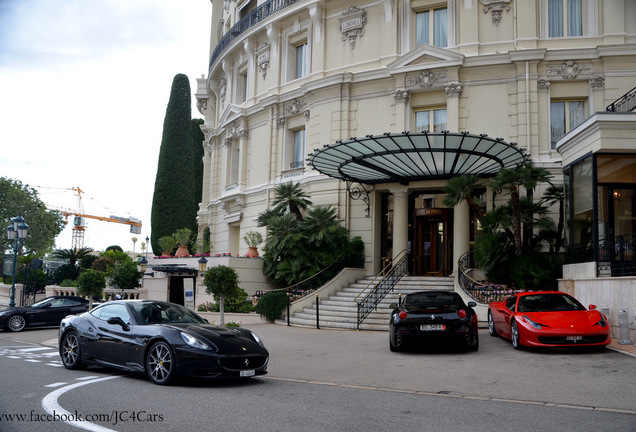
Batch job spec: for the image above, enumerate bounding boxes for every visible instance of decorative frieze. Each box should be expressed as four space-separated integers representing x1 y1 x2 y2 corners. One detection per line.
340 6 366 49
548 60 591 80
219 78 227 107
480 0 512 26
406 70 447 88
227 120 248 139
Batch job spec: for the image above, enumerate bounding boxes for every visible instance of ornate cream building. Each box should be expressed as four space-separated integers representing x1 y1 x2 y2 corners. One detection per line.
195 0 636 329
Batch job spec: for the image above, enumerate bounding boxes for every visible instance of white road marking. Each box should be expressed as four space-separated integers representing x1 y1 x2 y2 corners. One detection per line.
42 376 121 432
25 359 41 363
45 382 68 388
17 347 52 352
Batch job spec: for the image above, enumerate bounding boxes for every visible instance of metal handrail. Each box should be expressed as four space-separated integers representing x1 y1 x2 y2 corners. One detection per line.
456 251 519 304
606 86 636 113
356 249 409 329
354 249 409 303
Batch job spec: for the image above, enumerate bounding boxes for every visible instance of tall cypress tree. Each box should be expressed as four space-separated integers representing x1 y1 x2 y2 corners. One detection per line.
151 74 195 254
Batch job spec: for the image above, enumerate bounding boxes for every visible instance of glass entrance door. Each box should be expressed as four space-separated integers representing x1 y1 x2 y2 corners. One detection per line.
413 208 452 276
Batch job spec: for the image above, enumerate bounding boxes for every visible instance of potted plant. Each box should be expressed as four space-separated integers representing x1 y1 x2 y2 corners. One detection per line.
173 228 193 257
157 236 177 257
243 230 263 257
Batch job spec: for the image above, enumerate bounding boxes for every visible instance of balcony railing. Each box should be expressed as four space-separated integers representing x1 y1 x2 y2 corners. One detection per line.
210 0 303 69
606 86 636 113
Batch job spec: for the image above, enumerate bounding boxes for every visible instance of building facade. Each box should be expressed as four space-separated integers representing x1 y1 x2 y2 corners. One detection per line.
196 0 636 294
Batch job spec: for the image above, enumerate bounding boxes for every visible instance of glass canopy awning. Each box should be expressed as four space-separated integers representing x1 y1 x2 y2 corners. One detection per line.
307 131 529 185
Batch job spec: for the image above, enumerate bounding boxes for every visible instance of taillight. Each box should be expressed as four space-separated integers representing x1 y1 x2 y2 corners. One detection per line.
458 309 467 318
399 311 407 320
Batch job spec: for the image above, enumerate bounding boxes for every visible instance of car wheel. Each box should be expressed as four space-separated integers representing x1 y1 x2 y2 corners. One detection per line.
511 320 522 350
146 341 175 385
6 314 26 332
465 326 479 351
389 333 404 352
60 331 84 369
487 310 497 337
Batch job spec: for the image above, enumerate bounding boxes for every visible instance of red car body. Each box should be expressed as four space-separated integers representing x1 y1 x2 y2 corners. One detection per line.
488 291 611 349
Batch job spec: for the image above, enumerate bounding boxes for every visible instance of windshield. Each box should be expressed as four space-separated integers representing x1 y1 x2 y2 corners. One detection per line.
405 292 461 307
517 294 586 312
30 298 53 308
132 302 207 325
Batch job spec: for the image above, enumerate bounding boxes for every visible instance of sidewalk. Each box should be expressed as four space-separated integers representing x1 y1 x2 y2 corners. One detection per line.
608 338 636 358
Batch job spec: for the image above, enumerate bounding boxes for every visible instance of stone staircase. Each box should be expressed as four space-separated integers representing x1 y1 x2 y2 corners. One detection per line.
277 276 455 331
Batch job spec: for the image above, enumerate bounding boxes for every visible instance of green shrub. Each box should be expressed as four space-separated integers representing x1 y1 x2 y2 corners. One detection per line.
59 279 77 287
255 291 288 322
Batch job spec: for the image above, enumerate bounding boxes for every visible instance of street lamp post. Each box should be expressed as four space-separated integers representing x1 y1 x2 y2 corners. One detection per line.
145 236 149 260
6 214 29 308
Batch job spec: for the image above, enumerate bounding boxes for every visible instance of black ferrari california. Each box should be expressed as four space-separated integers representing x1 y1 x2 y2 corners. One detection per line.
59 300 269 385
0 296 90 332
389 290 479 352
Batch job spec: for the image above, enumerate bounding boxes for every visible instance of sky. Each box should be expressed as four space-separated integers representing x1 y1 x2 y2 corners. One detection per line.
0 0 212 254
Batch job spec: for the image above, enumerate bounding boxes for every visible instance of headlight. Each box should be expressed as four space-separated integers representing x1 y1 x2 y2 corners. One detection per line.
522 315 542 330
180 332 212 350
250 331 265 347
595 312 608 328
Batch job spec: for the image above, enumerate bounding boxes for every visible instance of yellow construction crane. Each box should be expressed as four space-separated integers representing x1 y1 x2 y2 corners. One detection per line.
41 186 142 249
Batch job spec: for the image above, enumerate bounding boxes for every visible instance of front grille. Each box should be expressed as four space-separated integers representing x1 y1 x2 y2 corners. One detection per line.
220 355 268 370
538 335 607 345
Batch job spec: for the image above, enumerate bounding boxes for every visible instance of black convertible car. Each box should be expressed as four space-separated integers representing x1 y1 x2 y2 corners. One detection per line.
59 300 269 385
389 290 479 352
0 296 90 332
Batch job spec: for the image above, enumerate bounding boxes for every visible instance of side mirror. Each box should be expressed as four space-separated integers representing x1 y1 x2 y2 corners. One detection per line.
107 317 130 331
589 304 597 310
468 301 477 307
389 303 398 309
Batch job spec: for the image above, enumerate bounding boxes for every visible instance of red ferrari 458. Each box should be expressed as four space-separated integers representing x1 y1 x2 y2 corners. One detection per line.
488 291 611 350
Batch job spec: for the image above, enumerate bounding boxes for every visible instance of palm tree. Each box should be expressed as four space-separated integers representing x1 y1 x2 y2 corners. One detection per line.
272 182 312 221
50 247 94 267
491 168 525 256
442 174 485 223
540 184 565 252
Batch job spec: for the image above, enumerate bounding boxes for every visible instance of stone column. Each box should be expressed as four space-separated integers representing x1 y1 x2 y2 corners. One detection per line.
452 200 470 275
392 190 409 255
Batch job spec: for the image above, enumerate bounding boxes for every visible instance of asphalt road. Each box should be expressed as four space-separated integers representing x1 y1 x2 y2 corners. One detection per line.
0 323 635 432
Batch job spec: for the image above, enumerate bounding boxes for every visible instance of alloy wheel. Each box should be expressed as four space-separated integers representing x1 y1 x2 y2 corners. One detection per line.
7 315 26 332
60 331 82 369
147 342 174 385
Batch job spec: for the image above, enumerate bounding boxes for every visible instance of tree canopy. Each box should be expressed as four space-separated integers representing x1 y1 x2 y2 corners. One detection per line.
0 177 65 257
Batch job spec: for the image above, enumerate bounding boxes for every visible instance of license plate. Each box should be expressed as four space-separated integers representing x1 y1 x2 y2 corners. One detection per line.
566 336 582 341
240 370 255 377
420 324 445 331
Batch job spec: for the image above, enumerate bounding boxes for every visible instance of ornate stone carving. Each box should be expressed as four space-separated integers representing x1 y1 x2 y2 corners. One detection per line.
548 60 591 80
393 89 410 103
340 6 366 49
284 98 307 116
589 75 605 91
228 120 248 139
219 78 227 107
445 83 462 96
256 43 270 79
304 109 311 120
196 99 207 116
480 0 512 26
407 70 446 88
276 117 286 128
537 79 550 92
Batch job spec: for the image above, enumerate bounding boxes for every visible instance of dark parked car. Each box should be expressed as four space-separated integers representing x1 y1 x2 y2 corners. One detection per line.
389 290 479 352
59 300 269 385
0 296 90 332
